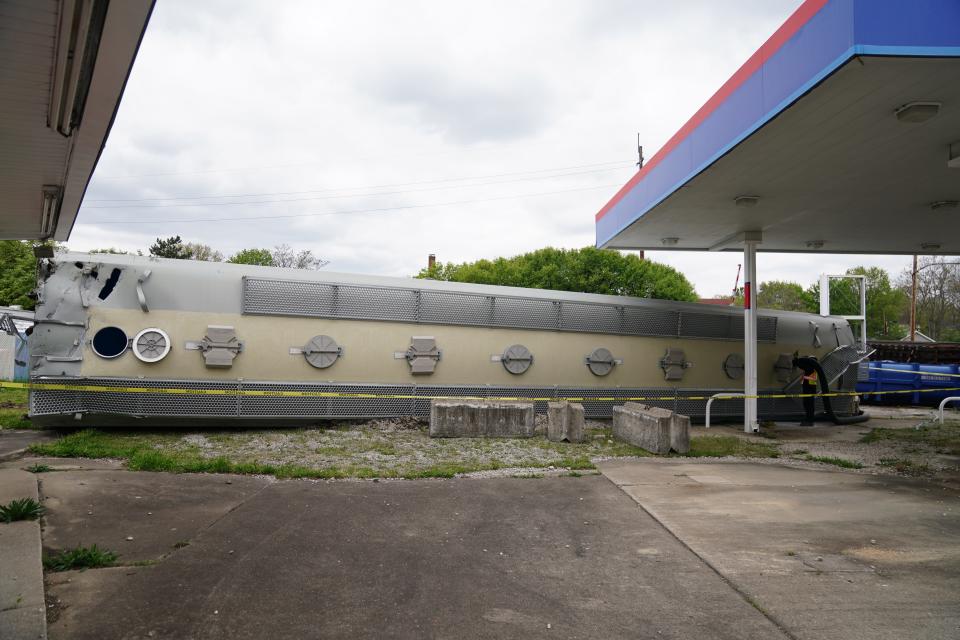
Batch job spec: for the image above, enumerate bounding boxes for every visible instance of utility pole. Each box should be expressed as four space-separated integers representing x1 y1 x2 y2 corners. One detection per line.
910 254 918 342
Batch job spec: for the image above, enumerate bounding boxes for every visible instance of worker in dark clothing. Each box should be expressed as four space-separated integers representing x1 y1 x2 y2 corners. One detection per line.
793 355 818 426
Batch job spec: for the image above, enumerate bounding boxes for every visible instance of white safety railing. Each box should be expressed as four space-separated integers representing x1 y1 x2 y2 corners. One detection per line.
937 396 960 424
705 393 745 429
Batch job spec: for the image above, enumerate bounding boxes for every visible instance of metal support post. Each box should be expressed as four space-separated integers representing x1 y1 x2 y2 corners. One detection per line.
743 239 759 433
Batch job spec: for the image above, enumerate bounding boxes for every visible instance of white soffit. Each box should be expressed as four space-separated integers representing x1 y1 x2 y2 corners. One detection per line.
0 0 154 241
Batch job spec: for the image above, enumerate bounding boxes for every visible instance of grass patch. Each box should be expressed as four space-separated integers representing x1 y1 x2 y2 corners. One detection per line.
804 455 864 469
25 463 52 473
877 458 931 475
0 497 44 522
684 436 779 459
26 424 748 481
0 387 31 430
43 545 117 572
861 423 960 455
512 473 544 479
172 541 189 549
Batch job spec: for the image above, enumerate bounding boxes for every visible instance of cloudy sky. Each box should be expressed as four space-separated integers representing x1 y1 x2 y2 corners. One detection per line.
70 0 913 297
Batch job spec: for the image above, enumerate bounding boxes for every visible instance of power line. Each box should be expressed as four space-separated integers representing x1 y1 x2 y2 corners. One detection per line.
94 140 620 180
82 165 633 210
85 160 631 204
81 183 622 225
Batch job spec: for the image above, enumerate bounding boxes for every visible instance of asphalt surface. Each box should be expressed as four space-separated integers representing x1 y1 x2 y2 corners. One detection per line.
38 467 784 640
0 429 57 461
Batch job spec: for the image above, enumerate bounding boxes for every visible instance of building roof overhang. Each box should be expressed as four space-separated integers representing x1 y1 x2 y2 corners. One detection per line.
0 0 154 241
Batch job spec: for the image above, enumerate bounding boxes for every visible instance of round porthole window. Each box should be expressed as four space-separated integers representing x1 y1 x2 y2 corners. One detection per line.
132 328 171 363
91 326 128 359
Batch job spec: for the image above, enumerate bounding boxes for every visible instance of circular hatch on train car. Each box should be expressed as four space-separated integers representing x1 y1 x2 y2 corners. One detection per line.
132 328 172 363
91 326 129 359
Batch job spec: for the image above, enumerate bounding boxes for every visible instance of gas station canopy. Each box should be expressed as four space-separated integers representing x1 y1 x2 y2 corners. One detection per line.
595 0 960 255
0 0 154 241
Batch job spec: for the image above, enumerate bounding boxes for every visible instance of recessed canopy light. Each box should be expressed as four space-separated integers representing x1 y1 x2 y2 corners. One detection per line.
895 101 941 123
930 200 959 211
660 237 679 246
806 240 824 249
734 195 759 208
921 242 942 251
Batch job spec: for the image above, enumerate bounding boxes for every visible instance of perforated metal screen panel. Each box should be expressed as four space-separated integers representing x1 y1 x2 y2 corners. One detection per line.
242 277 778 342
30 377 815 422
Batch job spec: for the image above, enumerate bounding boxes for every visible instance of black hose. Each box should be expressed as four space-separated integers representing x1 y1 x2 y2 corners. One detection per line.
795 356 870 425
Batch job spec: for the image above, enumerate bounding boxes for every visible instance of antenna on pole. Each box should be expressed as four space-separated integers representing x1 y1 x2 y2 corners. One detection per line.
636 133 644 169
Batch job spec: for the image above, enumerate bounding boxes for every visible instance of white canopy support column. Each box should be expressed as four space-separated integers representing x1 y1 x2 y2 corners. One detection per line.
742 233 761 433
709 230 762 432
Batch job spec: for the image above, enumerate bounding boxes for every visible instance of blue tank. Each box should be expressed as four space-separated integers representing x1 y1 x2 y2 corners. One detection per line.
857 361 960 405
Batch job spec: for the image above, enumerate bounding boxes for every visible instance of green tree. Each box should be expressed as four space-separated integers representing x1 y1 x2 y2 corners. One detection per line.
848 266 908 340
88 247 130 255
756 281 815 312
808 267 908 340
228 248 274 266
0 241 38 310
417 247 697 301
149 236 191 259
897 258 960 341
183 242 223 262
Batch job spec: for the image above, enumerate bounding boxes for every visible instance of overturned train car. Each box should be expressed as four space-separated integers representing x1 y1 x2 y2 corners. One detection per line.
28 253 864 427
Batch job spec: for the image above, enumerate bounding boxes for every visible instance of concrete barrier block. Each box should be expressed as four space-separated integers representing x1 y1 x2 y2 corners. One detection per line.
547 401 585 443
670 412 691 454
613 403 671 454
615 402 691 454
430 400 535 438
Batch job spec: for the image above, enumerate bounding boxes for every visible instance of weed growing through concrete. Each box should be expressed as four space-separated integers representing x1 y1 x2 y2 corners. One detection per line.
683 436 779 459
877 458 931 476
861 423 960 455
43 545 117 572
26 463 52 473
0 497 44 522
803 455 864 469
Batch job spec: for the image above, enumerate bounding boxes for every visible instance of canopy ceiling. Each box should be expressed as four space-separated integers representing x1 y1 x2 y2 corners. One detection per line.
596 0 960 255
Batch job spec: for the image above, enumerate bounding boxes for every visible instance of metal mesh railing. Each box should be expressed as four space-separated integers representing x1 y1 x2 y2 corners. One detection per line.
29 377 810 421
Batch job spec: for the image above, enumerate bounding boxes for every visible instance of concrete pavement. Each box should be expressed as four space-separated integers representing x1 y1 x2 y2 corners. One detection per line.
599 459 960 640
0 468 46 640
39 468 784 640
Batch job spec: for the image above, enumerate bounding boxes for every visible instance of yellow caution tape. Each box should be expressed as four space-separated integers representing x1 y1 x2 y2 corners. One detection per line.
3 379 960 403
